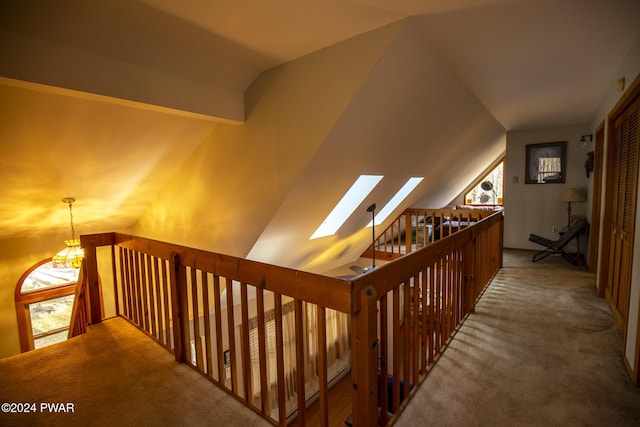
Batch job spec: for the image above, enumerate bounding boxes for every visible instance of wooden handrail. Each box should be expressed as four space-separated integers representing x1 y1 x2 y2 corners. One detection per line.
74 210 503 426
361 208 498 261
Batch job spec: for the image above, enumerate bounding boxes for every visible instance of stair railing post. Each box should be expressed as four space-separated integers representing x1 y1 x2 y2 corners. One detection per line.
169 252 188 363
80 235 103 324
351 284 379 426
463 236 477 315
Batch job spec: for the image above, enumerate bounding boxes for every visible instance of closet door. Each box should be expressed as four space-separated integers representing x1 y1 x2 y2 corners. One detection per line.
605 96 639 332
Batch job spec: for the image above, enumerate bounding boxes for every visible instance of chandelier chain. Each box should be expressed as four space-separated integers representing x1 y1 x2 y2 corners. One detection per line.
68 200 75 240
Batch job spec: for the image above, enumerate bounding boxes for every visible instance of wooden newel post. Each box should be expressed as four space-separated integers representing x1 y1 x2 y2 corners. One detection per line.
81 236 103 324
351 285 378 426
169 252 188 363
463 237 477 316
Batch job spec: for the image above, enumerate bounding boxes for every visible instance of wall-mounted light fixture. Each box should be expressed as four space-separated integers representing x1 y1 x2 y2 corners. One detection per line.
617 77 625 92
578 134 593 149
579 134 593 143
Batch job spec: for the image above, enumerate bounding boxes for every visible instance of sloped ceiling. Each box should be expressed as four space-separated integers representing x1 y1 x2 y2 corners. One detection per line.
0 0 639 271
247 19 505 272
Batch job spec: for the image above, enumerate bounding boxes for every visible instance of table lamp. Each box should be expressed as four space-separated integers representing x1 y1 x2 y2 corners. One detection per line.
559 188 586 226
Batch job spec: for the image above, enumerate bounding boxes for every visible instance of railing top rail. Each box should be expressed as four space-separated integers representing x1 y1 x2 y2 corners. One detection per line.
351 211 503 310
80 232 353 313
80 211 502 316
405 207 498 217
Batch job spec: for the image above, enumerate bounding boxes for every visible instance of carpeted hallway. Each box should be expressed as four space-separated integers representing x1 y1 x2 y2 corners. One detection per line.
2 249 640 426
396 249 640 426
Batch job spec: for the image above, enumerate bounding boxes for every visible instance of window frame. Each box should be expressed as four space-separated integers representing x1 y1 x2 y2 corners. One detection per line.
463 157 505 206
14 258 77 352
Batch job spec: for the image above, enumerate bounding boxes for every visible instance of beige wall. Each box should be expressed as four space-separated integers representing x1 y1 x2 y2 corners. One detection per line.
133 22 402 259
504 124 592 250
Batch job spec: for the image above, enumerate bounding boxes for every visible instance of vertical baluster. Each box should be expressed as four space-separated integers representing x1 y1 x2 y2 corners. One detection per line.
412 275 419 386
392 286 401 412
110 245 120 317
201 271 213 378
316 306 328 427
147 255 157 338
240 283 252 404
119 248 129 319
444 252 451 338
452 250 458 326
127 249 136 323
256 287 269 415
140 253 150 332
133 251 143 326
294 299 306 422
154 257 163 341
420 268 428 374
431 261 437 354
403 280 410 402
161 260 171 350
226 278 238 393
435 258 442 352
190 268 203 370
274 294 286 425
405 212 412 254
379 292 388 425
213 275 224 385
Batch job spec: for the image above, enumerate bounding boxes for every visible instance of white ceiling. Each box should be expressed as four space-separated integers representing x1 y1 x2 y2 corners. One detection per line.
0 0 639 241
135 0 640 129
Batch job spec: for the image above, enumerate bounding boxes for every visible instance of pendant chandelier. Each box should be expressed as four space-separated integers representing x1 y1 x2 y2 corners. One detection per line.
52 197 84 269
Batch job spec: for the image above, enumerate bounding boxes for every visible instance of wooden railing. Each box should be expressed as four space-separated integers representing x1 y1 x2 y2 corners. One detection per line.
350 211 503 425
362 208 498 261
80 232 352 426
78 210 503 426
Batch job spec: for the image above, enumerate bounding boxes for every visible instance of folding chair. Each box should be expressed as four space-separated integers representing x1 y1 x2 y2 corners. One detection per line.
528 218 588 265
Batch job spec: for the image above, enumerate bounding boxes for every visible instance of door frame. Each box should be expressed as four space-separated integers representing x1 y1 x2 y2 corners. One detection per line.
599 72 640 385
589 120 604 278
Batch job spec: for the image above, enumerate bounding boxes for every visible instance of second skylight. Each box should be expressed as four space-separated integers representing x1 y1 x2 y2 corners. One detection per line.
368 177 424 226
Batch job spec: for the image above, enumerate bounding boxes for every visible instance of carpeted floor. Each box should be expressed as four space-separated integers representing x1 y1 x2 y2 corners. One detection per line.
2 249 640 426
0 318 271 427
395 249 640 426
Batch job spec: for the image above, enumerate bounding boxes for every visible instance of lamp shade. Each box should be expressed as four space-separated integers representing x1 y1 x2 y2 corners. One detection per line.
52 239 84 268
558 188 586 203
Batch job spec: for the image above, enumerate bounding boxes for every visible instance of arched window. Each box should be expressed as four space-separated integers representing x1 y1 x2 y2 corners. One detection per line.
14 259 78 352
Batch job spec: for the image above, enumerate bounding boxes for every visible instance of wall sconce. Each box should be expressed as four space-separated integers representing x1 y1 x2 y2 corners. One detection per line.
617 77 625 92
578 134 593 149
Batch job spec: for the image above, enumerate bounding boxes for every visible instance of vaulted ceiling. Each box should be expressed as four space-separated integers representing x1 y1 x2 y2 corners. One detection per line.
0 0 638 271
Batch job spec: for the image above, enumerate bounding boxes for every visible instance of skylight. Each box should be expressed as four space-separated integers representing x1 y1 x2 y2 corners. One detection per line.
311 175 383 239
368 177 424 226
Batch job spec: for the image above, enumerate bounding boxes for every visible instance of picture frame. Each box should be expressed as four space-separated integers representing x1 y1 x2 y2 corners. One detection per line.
223 349 230 365
525 141 567 184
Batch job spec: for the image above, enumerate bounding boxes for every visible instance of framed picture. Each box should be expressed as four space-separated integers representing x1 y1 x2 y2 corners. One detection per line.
223 349 230 365
525 141 567 184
